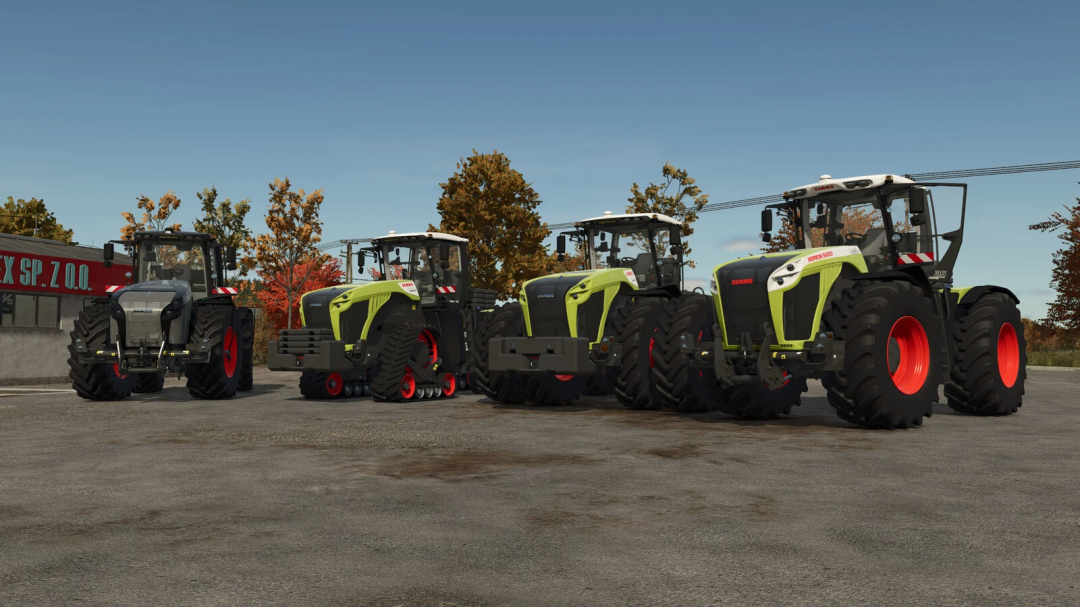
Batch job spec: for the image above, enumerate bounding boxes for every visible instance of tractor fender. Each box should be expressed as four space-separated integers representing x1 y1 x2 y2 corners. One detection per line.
954 285 1020 306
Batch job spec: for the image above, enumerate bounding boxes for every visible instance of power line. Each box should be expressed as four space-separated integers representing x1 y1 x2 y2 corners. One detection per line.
322 159 1080 246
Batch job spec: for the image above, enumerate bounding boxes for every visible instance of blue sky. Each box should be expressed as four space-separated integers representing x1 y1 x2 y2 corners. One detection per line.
2 0 1077 318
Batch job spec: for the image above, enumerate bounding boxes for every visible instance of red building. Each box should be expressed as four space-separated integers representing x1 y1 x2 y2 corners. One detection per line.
1 233 132 385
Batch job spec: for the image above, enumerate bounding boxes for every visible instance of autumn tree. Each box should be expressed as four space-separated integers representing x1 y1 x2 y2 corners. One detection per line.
244 177 328 329
429 150 551 299
1 196 74 243
1029 186 1080 329
193 187 253 278
121 191 182 240
626 163 708 267
258 258 344 330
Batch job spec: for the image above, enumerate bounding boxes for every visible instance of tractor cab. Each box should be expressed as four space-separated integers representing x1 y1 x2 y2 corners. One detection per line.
558 212 685 292
106 230 236 297
763 174 964 284
366 231 471 307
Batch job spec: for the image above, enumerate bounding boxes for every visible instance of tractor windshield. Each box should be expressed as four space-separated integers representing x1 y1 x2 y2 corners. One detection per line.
796 189 929 271
586 223 678 289
138 241 210 297
378 240 465 305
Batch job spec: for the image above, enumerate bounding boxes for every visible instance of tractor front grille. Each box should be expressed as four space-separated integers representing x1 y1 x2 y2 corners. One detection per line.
524 276 582 337
301 286 353 330
716 255 795 345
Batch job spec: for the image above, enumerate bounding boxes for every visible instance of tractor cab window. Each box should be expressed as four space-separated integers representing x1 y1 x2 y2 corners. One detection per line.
808 193 894 271
588 224 673 289
138 241 209 297
427 241 465 303
381 241 440 304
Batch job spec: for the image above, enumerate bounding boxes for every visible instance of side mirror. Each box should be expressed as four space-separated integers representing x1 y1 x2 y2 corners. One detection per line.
227 261 238 271
599 232 606 242
909 188 928 214
762 232 772 243
438 242 450 261
670 229 681 246
556 235 566 255
103 243 114 261
911 213 928 227
226 246 237 265
761 209 774 233
357 250 366 266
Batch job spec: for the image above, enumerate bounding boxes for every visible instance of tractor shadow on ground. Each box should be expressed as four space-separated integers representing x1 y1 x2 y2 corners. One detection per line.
482 395 862 431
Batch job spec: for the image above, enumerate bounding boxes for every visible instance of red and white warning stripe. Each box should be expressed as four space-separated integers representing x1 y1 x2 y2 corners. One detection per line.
897 252 935 265
213 287 239 295
105 285 121 293
436 286 458 294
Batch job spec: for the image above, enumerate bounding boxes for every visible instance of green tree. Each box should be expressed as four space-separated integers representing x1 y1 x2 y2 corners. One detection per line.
430 150 551 299
121 191 182 240
244 177 328 330
1029 186 1080 329
193 187 253 278
1 196 74 243
626 163 708 267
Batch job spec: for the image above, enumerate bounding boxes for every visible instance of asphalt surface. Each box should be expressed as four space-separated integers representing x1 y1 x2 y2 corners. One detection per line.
0 368 1077 606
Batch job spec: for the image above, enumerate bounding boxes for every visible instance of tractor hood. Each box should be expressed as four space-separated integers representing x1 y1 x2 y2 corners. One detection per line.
519 268 639 340
300 280 421 336
108 281 194 348
711 246 867 346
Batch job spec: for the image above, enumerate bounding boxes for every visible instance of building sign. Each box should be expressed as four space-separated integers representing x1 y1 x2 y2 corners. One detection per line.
0 249 132 296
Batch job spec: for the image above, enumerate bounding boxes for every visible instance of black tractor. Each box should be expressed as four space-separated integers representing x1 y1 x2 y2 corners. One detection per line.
68 230 254 400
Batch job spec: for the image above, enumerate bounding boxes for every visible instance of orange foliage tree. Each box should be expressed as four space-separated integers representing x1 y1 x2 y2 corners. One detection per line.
121 191 182 240
257 258 344 330
626 163 708 267
243 177 328 329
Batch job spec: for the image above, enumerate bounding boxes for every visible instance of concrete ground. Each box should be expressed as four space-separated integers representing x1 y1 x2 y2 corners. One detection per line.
0 368 1077 606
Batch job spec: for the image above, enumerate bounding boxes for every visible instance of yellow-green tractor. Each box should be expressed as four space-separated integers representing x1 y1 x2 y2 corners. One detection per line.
267 231 496 401
653 173 1025 428
473 212 685 407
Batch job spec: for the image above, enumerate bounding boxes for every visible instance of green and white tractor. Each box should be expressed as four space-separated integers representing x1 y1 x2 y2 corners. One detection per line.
653 173 1025 428
267 231 497 401
473 212 686 407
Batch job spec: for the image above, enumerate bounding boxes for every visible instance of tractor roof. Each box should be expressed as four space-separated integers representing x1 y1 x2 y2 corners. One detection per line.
576 211 682 228
371 231 468 244
784 174 916 200
132 230 216 241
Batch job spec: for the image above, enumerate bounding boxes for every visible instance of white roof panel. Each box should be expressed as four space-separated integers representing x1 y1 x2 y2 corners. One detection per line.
371 231 469 244
575 212 682 227
786 174 915 199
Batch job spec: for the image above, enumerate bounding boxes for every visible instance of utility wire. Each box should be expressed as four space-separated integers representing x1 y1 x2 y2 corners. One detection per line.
323 159 1080 247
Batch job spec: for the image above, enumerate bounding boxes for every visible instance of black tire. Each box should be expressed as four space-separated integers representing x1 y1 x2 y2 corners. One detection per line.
239 309 255 392
299 370 346 399
583 373 611 396
944 293 1026 415
67 303 136 401
525 374 587 405
185 305 242 400
370 323 423 402
470 303 529 403
133 372 166 394
652 294 724 412
720 377 808 419
613 297 666 410
822 280 944 429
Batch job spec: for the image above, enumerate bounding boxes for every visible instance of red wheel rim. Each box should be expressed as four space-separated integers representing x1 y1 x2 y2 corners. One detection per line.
113 363 128 379
400 374 416 399
442 373 457 397
326 372 344 396
223 327 238 378
416 329 437 369
887 316 930 395
553 374 575 382
998 322 1020 388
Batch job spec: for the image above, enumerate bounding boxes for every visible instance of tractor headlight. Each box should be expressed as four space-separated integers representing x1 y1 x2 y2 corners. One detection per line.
109 300 126 321
160 300 184 321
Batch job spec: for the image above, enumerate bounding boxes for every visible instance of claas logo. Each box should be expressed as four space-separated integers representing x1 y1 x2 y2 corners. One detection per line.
731 278 754 285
